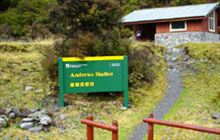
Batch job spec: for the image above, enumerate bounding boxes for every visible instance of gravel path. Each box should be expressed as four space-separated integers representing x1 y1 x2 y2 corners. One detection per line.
129 46 183 140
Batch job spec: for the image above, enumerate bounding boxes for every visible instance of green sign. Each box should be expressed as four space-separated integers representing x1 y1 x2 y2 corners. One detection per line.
58 56 129 108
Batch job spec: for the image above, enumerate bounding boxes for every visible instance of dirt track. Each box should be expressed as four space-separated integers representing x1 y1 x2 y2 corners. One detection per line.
129 46 183 140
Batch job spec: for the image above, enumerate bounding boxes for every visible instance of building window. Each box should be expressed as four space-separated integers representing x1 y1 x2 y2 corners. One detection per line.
209 11 215 32
170 21 187 32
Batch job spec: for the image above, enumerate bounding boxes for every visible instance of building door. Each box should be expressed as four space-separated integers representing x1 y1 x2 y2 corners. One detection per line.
135 24 156 41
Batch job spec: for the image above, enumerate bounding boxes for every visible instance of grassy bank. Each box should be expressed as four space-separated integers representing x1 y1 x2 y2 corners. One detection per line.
155 43 220 140
0 40 54 109
0 41 167 139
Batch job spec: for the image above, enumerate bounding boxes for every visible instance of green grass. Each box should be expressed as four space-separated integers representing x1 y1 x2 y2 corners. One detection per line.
0 41 167 139
0 40 54 109
155 43 220 140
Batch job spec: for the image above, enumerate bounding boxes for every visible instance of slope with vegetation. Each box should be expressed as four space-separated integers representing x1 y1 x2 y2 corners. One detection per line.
1 0 219 39
0 41 167 139
1 0 220 139
0 40 54 109
155 43 220 140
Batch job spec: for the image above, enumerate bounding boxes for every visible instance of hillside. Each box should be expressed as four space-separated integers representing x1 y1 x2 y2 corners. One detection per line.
0 41 167 139
0 40 54 109
155 43 220 140
1 0 220 139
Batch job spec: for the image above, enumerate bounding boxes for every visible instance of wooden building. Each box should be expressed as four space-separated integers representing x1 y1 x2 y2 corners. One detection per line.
122 3 220 44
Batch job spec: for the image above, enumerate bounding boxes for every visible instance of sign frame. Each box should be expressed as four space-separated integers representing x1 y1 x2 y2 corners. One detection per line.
58 56 129 108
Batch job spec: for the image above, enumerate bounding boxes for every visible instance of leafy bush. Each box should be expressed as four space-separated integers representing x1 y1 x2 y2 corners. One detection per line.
0 0 57 39
42 28 131 80
42 40 166 89
42 0 166 89
128 42 166 87
182 43 220 64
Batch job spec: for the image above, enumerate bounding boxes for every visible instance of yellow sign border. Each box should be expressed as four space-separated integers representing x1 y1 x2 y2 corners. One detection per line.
62 56 124 62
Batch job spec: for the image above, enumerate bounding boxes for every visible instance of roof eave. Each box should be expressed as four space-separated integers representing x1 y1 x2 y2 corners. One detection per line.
122 16 206 25
206 3 220 16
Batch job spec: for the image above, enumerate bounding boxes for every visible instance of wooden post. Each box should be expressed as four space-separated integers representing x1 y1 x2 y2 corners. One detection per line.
148 114 154 140
81 116 119 140
112 120 118 140
87 115 94 140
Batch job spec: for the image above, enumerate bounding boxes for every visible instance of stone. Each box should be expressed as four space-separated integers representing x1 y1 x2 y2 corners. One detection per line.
112 101 117 105
155 32 220 47
6 107 21 118
59 114 66 121
171 57 177 62
20 109 31 117
34 89 43 93
0 109 6 115
59 126 65 134
120 106 127 110
30 108 41 113
0 115 9 128
53 105 60 112
20 122 34 129
29 126 43 132
24 85 34 92
211 113 220 120
22 118 34 122
9 112 16 119
109 92 116 96
39 115 52 125
28 109 47 120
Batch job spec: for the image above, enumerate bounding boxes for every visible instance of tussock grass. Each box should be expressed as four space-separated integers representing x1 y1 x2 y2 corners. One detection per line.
0 39 55 46
0 41 52 108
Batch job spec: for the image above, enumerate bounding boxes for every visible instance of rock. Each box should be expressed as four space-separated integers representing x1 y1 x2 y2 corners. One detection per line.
20 122 34 129
0 115 9 128
22 118 34 122
120 107 127 110
59 126 65 134
9 112 16 119
20 109 31 117
30 108 41 113
171 57 177 62
53 105 60 112
211 113 220 120
19 109 53 132
29 126 43 132
34 89 43 93
39 115 52 125
28 109 47 120
172 68 177 72
24 85 34 92
59 114 66 121
0 109 6 115
109 92 116 96
6 107 21 118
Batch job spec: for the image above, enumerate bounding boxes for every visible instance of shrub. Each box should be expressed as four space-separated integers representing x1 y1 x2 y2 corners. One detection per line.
42 39 165 89
128 42 166 88
42 29 131 83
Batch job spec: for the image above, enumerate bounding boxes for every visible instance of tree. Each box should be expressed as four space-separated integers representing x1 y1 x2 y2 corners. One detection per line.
49 0 123 38
0 0 57 38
